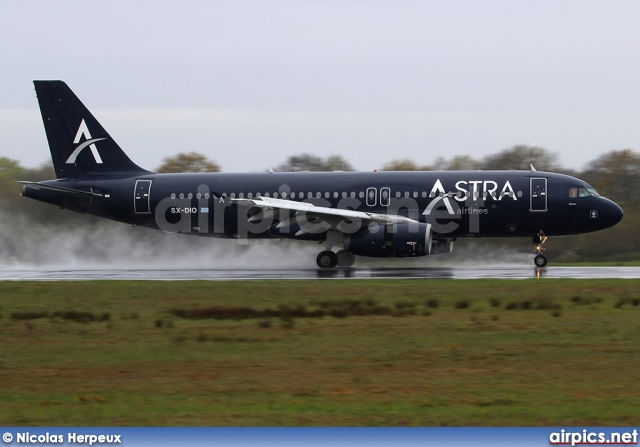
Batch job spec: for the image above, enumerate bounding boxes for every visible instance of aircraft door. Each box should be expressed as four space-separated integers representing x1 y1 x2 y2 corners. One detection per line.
366 187 377 206
380 187 391 206
530 178 547 212
134 180 152 214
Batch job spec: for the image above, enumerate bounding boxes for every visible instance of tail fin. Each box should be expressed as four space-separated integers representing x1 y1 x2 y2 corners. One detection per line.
33 80 149 178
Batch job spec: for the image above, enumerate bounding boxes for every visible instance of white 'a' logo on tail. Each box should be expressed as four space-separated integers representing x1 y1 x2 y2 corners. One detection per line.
65 119 105 164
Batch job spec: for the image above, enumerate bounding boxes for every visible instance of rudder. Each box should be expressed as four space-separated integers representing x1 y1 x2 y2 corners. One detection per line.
34 80 149 178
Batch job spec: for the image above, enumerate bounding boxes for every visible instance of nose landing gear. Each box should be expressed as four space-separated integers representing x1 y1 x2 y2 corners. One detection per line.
533 233 548 267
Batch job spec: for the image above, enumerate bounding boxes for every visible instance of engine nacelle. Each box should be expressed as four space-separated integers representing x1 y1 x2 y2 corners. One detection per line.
345 223 432 258
430 238 455 255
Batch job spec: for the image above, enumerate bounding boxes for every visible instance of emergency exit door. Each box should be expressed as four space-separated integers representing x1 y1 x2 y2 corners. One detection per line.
366 187 377 206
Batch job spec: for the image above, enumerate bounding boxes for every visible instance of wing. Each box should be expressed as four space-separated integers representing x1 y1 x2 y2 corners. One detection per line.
231 196 417 236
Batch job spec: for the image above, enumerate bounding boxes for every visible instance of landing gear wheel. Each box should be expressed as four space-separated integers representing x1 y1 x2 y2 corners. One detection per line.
532 231 549 267
336 250 356 267
316 250 338 269
534 254 548 267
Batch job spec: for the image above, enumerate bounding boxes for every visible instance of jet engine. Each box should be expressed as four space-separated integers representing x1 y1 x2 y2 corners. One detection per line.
345 223 432 258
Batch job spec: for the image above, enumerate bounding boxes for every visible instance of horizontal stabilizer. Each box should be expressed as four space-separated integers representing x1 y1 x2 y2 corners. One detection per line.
17 181 104 199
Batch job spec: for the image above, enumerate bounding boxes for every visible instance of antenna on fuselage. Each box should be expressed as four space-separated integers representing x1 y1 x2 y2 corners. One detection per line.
530 164 537 171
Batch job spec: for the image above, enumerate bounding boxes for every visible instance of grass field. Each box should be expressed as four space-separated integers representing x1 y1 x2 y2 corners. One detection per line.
0 279 639 426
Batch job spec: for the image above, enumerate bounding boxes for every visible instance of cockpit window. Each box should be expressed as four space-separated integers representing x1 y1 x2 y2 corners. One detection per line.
578 187 601 198
571 186 602 198
587 188 601 197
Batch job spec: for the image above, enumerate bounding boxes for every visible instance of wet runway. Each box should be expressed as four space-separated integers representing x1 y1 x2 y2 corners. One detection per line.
1 266 640 280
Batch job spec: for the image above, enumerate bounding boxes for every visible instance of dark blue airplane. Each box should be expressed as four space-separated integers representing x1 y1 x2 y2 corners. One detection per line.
20 81 623 269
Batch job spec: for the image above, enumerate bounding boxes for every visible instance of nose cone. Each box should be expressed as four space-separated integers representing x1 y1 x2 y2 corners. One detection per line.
601 199 624 229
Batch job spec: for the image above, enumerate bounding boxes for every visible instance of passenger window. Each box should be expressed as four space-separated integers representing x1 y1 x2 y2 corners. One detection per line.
171 193 176 199
179 193 184 199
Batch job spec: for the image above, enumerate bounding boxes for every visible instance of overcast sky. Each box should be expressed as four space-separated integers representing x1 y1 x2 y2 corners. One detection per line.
1 0 639 172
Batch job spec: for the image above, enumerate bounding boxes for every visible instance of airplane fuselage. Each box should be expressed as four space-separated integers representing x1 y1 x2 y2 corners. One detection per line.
24 169 622 242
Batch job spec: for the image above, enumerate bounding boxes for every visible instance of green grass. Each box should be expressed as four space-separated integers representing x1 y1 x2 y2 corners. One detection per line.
0 279 639 426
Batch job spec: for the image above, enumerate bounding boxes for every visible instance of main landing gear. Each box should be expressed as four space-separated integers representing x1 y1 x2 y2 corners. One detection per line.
316 251 337 269
533 233 548 267
316 249 356 269
316 231 356 269
336 250 356 267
